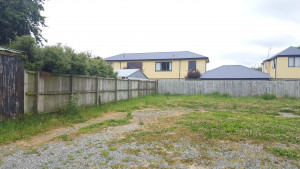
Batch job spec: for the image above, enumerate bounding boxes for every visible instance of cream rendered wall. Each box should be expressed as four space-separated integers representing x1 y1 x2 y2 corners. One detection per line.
269 60 276 78
107 59 207 79
179 60 207 78
276 57 300 79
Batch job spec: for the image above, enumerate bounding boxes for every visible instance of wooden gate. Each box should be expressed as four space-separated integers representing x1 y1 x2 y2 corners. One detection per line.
0 49 24 120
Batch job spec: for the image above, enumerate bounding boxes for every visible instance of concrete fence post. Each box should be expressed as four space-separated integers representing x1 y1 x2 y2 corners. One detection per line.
156 80 158 93
70 74 73 99
95 77 99 105
35 71 40 113
115 78 118 102
138 80 140 97
127 79 130 100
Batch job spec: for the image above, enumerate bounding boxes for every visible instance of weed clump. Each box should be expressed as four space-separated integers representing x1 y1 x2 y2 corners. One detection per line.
269 147 300 159
260 93 276 100
208 92 232 98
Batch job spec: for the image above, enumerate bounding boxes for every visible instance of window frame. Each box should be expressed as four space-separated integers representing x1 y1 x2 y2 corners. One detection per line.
107 62 114 67
272 59 277 69
155 61 172 71
288 57 300 67
188 61 197 71
127 62 143 69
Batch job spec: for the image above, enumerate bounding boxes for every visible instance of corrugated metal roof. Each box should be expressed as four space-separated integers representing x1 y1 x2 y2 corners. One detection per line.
105 51 209 61
264 46 300 62
114 69 148 80
114 69 140 77
0 47 24 54
201 65 270 80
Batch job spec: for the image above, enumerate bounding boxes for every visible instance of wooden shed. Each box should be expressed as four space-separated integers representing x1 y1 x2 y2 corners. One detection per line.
0 47 24 120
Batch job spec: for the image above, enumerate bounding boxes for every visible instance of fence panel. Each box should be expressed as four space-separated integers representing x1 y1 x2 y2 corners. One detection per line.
158 80 300 98
24 71 157 114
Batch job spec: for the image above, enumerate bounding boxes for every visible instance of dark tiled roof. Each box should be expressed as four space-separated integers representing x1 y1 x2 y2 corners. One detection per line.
105 51 209 61
264 46 300 62
201 65 270 80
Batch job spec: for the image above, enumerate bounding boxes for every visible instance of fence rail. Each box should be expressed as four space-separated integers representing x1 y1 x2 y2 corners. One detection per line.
24 71 157 114
158 80 300 98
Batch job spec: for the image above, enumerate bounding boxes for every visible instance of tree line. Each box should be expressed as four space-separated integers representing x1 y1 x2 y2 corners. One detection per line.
6 36 116 78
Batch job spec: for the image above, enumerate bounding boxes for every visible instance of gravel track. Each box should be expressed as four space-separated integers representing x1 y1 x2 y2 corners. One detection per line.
0 109 299 169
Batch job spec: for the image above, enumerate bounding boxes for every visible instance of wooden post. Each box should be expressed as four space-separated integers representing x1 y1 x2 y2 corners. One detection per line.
36 71 40 113
95 77 99 105
115 78 118 102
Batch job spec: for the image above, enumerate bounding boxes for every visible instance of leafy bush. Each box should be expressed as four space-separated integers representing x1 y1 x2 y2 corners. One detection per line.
7 35 116 78
185 70 201 79
260 93 276 100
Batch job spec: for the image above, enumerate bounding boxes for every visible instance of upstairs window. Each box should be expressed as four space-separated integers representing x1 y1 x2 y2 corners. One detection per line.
264 62 267 69
107 62 114 67
156 62 172 71
188 61 196 71
272 59 276 69
127 62 143 69
289 57 300 67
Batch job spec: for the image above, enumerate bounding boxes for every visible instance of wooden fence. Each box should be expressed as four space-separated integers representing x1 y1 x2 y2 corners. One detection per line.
24 71 157 114
0 54 24 120
158 80 300 98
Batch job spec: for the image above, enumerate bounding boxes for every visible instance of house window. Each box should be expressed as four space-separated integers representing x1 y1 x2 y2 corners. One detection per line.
188 61 196 71
127 62 142 69
107 62 114 67
156 62 172 71
272 59 276 69
289 57 300 67
264 62 267 69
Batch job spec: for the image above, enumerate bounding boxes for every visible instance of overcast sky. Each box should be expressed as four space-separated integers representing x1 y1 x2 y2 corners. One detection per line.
42 0 300 70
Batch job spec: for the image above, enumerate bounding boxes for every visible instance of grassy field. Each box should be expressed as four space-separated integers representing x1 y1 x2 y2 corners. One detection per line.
0 93 299 160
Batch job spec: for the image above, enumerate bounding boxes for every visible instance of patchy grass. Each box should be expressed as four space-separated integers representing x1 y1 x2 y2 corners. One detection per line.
0 94 163 145
123 148 141 156
177 111 299 144
1 93 299 153
260 93 277 100
78 112 133 134
52 134 73 141
269 147 300 159
24 147 40 155
108 94 299 160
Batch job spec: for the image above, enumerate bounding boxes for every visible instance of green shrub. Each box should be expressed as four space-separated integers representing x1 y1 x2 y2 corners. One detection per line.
65 94 80 115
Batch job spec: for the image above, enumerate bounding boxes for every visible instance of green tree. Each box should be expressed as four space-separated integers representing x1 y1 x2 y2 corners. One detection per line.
7 36 116 78
0 0 46 45
7 35 43 70
88 57 117 78
41 45 72 74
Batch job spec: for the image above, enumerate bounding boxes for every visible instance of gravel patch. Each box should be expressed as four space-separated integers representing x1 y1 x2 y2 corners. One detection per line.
0 109 299 169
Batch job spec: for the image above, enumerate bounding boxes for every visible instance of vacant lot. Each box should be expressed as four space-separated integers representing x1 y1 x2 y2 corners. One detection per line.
0 93 299 168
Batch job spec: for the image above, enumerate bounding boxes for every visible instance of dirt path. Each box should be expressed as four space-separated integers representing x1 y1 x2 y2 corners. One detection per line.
6 109 188 148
